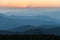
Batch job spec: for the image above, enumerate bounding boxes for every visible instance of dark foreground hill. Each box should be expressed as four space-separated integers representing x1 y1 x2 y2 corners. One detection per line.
0 34 60 40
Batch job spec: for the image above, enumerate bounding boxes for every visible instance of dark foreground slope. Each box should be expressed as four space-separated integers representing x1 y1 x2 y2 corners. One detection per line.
0 34 60 40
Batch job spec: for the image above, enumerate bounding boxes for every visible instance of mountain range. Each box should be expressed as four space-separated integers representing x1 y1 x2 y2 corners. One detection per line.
11 25 60 35
0 13 60 35
0 13 60 30
0 25 60 35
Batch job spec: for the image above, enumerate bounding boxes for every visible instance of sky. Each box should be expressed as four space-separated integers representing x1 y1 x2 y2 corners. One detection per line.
0 0 60 8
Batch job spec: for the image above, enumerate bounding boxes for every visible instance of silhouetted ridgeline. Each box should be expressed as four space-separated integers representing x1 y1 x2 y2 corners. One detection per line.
0 25 60 35
0 25 60 40
10 25 60 35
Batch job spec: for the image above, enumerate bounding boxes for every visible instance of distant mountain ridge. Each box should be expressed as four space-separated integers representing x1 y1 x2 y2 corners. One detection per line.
0 13 60 30
11 25 36 32
0 25 60 35
21 25 60 35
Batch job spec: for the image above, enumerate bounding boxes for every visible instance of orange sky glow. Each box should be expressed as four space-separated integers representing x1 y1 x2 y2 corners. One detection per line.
0 0 60 8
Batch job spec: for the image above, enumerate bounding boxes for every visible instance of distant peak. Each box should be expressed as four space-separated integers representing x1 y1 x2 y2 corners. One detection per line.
0 13 5 16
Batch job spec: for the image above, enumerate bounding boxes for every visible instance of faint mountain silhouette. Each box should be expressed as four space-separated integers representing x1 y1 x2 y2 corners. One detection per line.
11 25 37 32
24 28 42 34
0 13 6 18
0 25 60 35
22 26 60 35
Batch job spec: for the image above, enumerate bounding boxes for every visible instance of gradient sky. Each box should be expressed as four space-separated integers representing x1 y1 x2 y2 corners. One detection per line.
0 0 60 8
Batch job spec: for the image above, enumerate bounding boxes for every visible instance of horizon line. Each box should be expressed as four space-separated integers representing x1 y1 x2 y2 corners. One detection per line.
0 7 60 8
